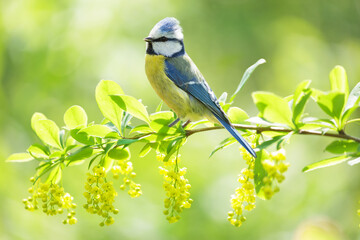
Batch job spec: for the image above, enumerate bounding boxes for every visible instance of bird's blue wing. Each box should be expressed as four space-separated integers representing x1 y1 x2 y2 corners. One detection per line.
164 55 257 158
164 56 225 120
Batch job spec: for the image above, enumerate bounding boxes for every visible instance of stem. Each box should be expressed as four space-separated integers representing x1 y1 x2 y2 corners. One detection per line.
185 124 360 143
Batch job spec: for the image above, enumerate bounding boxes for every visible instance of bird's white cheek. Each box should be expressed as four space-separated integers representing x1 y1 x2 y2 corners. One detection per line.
152 41 182 57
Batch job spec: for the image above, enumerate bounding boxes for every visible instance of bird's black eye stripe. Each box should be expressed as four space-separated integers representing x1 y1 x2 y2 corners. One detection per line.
152 37 180 42
153 36 168 42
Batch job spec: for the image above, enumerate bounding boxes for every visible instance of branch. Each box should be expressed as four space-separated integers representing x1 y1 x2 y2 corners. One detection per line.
185 124 360 143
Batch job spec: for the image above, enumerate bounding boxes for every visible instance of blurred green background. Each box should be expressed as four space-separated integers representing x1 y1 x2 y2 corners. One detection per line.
1 0 360 239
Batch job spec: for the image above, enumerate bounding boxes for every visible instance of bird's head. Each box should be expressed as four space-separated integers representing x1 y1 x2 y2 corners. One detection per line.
144 17 185 57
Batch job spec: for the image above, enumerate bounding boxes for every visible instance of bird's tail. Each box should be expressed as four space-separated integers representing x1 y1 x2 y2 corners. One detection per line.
213 114 257 158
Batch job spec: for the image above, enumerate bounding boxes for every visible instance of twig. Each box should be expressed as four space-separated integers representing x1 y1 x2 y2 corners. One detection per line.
185 124 360 143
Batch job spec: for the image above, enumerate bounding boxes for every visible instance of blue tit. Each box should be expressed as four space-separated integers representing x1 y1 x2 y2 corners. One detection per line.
144 17 256 158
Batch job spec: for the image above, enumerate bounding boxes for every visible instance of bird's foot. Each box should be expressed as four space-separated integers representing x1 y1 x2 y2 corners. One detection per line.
168 118 180 127
182 120 191 128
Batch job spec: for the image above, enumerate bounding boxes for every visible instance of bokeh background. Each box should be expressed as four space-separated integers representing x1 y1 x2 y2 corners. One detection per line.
1 0 360 239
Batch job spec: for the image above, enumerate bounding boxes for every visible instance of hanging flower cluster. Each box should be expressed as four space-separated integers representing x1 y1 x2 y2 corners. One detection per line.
228 136 257 227
83 166 118 226
261 149 289 200
111 159 142 198
23 177 77 224
158 153 192 223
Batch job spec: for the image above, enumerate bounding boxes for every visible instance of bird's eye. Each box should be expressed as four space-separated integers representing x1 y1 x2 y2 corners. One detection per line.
157 37 168 42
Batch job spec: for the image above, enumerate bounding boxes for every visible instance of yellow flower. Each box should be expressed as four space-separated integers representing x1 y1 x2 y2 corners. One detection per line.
270 149 286 161
68 217 78 225
61 193 74 209
229 135 257 227
260 148 290 200
111 158 142 198
159 153 192 223
84 165 119 226
23 178 77 224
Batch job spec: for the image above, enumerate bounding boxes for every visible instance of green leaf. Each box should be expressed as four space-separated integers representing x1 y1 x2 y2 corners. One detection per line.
70 129 95 145
146 114 181 141
66 135 77 146
163 138 185 162
293 80 312 108
150 111 175 123
157 140 171 155
31 112 47 131
67 146 97 162
64 105 87 129
139 143 152 157
80 124 113 138
325 140 360 154
110 95 150 124
149 111 179 135
186 119 210 130
95 80 124 134
36 162 52 177
156 101 163 112
117 138 139 146
293 89 312 125
129 125 153 135
297 123 321 131
209 137 237 158
252 92 295 128
6 153 34 162
230 58 266 103
105 132 121 139
88 154 102 170
49 151 62 159
59 129 66 149
103 122 121 136
27 144 49 159
64 144 80 153
120 111 133 136
103 156 114 172
313 90 345 123
141 133 166 143
292 80 312 125
302 117 336 129
342 82 360 125
227 107 249 124
33 119 62 149
254 150 268 195
167 137 184 154
302 155 352 172
108 147 131 160
329 65 348 98
45 165 62 184
221 103 232 113
256 135 286 150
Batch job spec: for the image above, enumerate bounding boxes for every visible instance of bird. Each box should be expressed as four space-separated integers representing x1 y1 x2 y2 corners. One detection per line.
144 17 257 158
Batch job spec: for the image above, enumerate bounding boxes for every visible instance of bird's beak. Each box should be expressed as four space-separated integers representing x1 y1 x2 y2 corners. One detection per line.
144 37 153 42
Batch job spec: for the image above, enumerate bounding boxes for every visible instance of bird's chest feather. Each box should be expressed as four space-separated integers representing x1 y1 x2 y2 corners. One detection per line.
145 54 191 117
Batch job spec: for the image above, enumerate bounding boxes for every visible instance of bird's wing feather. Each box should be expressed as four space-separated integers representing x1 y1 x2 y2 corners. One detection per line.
164 55 226 121
164 55 257 158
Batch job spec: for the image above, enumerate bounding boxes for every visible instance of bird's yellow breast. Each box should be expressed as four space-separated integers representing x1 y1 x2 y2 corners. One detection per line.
145 54 207 120
145 54 189 118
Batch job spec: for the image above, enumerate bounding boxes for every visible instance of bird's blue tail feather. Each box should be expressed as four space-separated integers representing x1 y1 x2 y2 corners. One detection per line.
214 115 257 158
